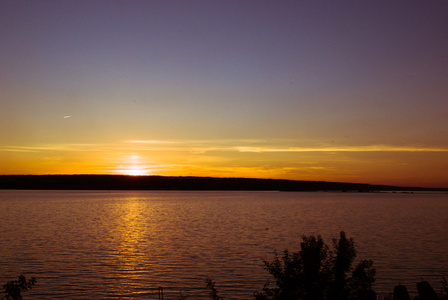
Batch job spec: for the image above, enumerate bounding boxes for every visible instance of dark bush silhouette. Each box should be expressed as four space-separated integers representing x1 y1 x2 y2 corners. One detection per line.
254 231 376 300
205 277 223 300
328 231 357 299
417 280 438 300
349 259 376 298
1 275 36 300
442 277 448 299
392 284 410 300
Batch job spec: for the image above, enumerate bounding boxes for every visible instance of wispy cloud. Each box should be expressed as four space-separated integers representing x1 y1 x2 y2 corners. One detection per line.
2 140 447 154
234 145 448 153
125 140 173 144
124 140 448 153
0 144 100 153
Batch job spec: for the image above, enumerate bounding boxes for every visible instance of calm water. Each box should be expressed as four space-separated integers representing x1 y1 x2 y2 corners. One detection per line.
0 190 447 299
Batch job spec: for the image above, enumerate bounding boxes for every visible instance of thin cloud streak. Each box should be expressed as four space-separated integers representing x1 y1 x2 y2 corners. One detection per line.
0 144 101 153
235 146 448 153
125 140 174 144
2 142 448 154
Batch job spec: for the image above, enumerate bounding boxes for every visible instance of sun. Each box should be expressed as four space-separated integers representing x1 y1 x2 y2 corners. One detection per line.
122 168 148 176
115 155 151 176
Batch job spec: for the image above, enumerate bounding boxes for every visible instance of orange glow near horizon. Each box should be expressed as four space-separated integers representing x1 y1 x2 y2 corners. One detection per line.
1 141 447 188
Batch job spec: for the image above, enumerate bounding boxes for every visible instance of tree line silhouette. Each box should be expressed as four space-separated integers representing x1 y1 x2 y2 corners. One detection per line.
2 175 447 191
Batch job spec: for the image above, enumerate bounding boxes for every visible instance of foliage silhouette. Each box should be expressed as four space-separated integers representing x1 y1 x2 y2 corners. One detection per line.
417 280 438 300
254 231 376 300
392 284 410 300
349 259 376 296
1 275 36 300
442 277 448 298
205 276 223 300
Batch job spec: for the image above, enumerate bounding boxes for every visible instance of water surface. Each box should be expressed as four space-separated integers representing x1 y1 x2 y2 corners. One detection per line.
0 191 447 299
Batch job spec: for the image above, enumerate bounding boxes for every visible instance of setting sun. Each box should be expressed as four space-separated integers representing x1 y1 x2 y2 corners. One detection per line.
114 155 151 176
121 168 149 176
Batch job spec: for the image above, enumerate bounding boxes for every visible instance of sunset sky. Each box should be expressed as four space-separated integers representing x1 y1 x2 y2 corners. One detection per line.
1 1 447 188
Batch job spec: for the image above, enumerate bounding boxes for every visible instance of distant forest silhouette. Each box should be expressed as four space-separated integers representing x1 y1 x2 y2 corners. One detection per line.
1 175 446 191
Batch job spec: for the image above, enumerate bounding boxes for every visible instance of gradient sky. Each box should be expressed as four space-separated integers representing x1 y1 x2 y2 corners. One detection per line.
1 1 447 188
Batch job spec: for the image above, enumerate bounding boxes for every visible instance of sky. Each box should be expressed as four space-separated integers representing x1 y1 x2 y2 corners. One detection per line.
1 1 447 188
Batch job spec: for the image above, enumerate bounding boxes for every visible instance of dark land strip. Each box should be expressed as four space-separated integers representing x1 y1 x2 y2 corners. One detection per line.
1 175 447 192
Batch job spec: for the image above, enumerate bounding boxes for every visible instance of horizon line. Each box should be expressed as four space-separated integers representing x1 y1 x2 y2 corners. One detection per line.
1 174 447 190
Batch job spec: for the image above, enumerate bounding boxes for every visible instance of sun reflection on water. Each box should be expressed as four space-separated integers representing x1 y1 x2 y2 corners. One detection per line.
111 197 157 296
